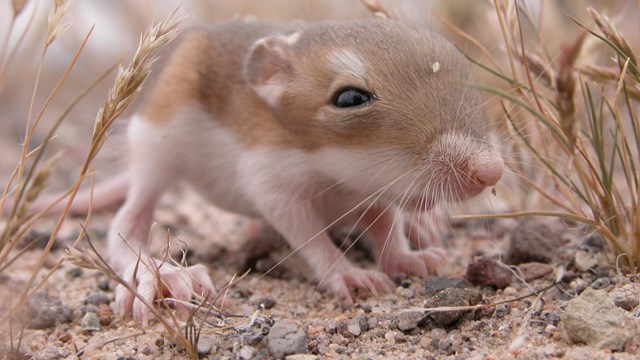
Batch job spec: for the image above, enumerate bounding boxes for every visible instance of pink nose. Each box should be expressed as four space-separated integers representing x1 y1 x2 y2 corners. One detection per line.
470 157 504 187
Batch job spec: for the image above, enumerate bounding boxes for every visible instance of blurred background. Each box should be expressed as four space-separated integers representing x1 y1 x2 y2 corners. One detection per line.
0 0 637 187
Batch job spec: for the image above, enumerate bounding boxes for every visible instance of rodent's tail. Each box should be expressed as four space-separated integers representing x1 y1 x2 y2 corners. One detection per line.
4 172 129 217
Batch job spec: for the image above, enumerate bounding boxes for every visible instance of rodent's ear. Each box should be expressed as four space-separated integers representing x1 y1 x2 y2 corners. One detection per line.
245 32 299 107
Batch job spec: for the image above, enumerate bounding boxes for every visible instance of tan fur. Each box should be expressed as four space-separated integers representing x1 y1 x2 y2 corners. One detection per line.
141 22 299 147
139 19 485 155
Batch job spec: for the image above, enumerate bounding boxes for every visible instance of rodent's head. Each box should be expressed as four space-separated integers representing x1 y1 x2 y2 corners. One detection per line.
244 19 503 209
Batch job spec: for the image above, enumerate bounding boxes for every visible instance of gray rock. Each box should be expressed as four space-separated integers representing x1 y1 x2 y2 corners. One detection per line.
465 257 513 289
268 320 307 359
506 220 565 264
38 345 62 360
495 304 512 318
395 311 428 331
97 279 111 291
367 316 378 329
285 355 320 360
80 312 100 332
85 292 111 306
338 316 368 337
561 288 638 350
425 288 483 327
612 284 640 311
66 267 83 278
26 292 72 329
258 296 277 309
574 250 598 272
238 345 256 360
582 234 603 251
540 309 561 325
591 277 611 290
424 277 471 295
197 335 215 355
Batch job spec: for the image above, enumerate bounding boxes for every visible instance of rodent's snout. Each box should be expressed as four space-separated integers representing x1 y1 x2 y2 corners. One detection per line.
422 133 504 203
469 156 504 187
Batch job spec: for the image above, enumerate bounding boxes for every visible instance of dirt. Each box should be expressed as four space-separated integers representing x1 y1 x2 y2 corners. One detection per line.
1 185 640 359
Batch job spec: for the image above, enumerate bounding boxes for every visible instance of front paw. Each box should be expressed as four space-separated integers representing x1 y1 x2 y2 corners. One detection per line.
319 265 394 303
379 248 448 277
115 261 216 326
404 211 446 249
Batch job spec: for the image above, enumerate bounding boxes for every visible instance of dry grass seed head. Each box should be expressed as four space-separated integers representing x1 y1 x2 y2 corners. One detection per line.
46 0 71 47
93 9 182 148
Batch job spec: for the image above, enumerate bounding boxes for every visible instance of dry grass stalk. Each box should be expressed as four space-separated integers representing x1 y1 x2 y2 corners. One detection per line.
555 32 586 151
449 1 640 270
0 7 184 341
46 0 71 47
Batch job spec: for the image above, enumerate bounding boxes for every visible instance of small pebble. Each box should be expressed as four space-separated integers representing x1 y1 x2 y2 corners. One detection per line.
393 273 408 285
545 324 558 335
38 345 61 360
495 303 512 318
590 277 611 290
506 220 564 264
367 316 378 329
155 337 164 347
80 312 100 332
582 234 603 251
397 287 415 298
258 296 277 309
439 339 453 352
424 276 471 295
26 292 72 329
97 279 111 291
394 311 427 332
384 331 397 345
347 321 361 337
238 346 256 360
285 355 320 360
66 267 84 278
503 287 518 296
197 335 214 355
540 309 561 325
517 262 553 281
268 320 307 358
465 257 513 289
574 250 598 272
85 292 111 306
612 284 640 311
424 288 482 326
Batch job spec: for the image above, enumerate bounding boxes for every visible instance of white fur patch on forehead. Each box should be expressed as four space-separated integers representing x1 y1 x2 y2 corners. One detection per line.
329 49 367 79
285 31 300 44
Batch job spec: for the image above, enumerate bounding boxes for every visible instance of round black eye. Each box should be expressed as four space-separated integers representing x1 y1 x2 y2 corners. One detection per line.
332 87 374 108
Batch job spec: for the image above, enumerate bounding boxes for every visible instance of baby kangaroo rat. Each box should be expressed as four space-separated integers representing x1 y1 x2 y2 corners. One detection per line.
39 18 505 324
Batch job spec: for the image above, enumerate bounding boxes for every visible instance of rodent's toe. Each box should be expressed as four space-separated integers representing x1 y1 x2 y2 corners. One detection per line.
114 260 216 327
322 267 393 302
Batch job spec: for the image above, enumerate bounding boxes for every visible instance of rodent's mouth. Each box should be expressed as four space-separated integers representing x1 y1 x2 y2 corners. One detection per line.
403 181 488 211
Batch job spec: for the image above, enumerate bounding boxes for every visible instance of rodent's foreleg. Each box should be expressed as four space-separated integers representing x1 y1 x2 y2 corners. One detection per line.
108 116 216 325
362 204 447 277
251 190 394 302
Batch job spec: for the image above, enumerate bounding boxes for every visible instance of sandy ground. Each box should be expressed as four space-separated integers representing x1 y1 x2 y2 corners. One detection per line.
1 183 639 359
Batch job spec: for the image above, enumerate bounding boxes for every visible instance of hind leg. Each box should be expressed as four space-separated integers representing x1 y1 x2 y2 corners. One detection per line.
110 116 215 326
